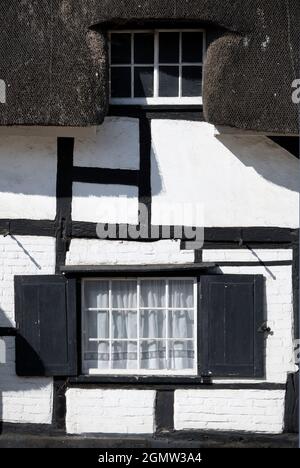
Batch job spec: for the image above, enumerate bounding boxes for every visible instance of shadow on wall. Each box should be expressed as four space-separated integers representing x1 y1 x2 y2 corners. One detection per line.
0 307 48 436
217 135 300 194
1 127 299 202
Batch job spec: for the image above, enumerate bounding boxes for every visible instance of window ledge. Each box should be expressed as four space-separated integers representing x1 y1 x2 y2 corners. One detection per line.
61 263 215 275
67 376 285 390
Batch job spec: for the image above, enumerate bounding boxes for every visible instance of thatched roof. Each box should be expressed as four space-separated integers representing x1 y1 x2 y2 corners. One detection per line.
0 1 299 133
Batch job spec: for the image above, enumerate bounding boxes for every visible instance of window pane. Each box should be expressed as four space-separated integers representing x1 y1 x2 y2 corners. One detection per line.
159 66 179 97
169 340 194 370
140 280 166 308
112 341 138 369
182 66 202 97
182 32 203 63
169 280 194 309
111 33 131 64
87 310 109 340
111 67 131 98
169 310 194 339
140 341 166 370
84 341 110 371
134 33 154 64
112 311 137 339
159 32 180 63
112 280 137 309
134 67 154 98
84 281 109 309
140 310 166 339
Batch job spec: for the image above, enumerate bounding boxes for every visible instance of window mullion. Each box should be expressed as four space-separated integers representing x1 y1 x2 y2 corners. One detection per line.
194 279 198 374
131 33 134 98
179 32 183 98
166 279 169 370
109 280 112 370
154 30 159 98
137 279 141 370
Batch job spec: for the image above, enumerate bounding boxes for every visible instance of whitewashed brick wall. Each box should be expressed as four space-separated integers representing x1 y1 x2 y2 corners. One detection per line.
66 389 156 434
0 337 53 424
66 239 195 265
0 236 56 327
0 236 55 424
175 390 285 434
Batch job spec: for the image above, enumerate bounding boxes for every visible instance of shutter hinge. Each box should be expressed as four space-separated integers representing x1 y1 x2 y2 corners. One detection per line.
258 322 273 335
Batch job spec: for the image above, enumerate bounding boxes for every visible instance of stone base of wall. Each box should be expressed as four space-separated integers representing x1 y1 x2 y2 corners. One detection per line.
0 429 297 449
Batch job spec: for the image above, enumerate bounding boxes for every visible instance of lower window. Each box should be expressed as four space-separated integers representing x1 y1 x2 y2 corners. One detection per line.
82 278 197 375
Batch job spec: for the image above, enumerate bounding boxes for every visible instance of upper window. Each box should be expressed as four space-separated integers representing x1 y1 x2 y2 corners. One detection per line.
82 278 197 376
109 30 205 105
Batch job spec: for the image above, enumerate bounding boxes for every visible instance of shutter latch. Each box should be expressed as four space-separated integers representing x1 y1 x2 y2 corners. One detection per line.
258 322 273 335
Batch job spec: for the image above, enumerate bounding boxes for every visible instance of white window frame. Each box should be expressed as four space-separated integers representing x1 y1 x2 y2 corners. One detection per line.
109 29 206 105
81 277 198 376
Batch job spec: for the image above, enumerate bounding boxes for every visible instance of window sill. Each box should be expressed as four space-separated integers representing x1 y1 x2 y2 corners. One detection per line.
68 375 211 387
67 376 285 390
61 263 214 276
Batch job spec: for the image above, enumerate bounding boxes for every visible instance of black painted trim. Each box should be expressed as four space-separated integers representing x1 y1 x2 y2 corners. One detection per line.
284 372 299 433
292 242 299 340
203 227 298 245
61 263 213 275
214 261 293 267
72 167 139 187
0 328 17 337
139 117 152 231
52 378 67 432
67 377 285 390
195 250 203 263
155 391 174 433
55 138 74 273
0 220 56 237
109 105 204 121
53 137 74 433
70 223 298 244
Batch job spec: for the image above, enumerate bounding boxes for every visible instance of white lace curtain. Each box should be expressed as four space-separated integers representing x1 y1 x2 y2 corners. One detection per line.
83 279 195 373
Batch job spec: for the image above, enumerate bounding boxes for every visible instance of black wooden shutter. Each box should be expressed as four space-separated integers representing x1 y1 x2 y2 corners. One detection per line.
15 275 77 377
200 275 264 378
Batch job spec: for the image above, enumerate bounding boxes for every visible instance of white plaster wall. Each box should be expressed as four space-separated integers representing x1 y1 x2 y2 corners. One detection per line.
66 239 194 265
0 236 56 327
74 118 140 170
72 183 139 224
151 121 299 228
0 337 53 425
175 390 285 434
66 389 156 434
0 136 57 220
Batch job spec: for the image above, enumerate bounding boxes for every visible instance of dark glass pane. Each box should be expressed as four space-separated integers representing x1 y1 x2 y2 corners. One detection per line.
182 32 203 63
182 66 202 97
111 67 131 98
159 66 179 97
134 67 154 98
134 33 154 64
159 32 180 63
111 33 131 64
